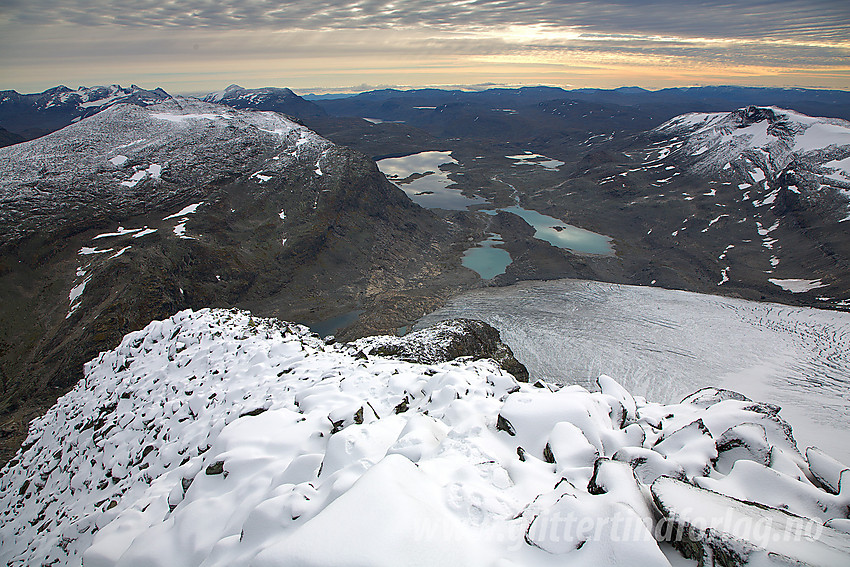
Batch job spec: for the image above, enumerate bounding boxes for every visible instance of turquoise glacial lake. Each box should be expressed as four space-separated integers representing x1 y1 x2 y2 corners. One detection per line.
461 234 512 279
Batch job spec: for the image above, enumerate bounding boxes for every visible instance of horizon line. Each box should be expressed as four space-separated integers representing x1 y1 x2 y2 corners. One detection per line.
4 82 850 97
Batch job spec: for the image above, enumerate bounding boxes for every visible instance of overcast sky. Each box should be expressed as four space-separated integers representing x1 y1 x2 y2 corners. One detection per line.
1 0 848 94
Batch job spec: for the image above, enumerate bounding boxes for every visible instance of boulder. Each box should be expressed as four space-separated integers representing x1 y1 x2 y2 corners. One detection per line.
651 476 850 567
715 422 771 474
355 319 529 381
806 447 849 495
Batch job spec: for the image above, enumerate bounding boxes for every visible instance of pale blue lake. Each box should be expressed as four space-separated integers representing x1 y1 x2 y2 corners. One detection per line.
307 310 364 337
461 234 512 279
494 206 614 256
377 151 487 210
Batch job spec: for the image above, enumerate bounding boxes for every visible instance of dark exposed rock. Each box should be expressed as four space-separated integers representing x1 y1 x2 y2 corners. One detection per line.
542 443 555 464
203 85 327 121
356 319 529 381
586 459 607 495
733 105 779 127
328 417 345 434
681 388 751 409
741 402 781 417
393 396 410 414
497 414 516 436
239 407 267 418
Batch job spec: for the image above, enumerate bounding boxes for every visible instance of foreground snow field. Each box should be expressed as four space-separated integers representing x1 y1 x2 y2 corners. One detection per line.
1 309 849 566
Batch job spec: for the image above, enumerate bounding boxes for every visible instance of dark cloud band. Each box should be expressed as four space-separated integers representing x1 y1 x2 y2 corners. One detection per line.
3 0 849 44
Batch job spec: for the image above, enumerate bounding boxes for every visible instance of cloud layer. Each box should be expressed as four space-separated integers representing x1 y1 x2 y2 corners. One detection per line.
1 0 848 93
3 0 849 42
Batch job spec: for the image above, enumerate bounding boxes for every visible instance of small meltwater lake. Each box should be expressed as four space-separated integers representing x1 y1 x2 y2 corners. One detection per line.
505 151 565 171
306 310 364 337
494 206 614 256
461 234 512 280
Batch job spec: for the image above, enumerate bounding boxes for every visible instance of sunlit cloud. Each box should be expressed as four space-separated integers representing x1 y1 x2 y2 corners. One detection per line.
0 0 847 93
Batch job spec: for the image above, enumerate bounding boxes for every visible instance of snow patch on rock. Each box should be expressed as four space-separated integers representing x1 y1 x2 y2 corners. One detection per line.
768 278 828 293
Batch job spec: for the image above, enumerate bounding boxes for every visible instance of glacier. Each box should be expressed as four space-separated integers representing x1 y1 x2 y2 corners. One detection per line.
417 279 850 463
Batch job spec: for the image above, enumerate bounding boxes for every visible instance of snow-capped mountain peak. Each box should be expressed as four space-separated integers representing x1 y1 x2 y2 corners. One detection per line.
0 83 172 141
206 83 246 103
650 105 850 224
201 85 326 120
656 106 850 178
0 97 332 243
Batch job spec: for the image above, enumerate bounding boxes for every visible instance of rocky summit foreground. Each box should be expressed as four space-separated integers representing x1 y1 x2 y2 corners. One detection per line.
1 310 848 566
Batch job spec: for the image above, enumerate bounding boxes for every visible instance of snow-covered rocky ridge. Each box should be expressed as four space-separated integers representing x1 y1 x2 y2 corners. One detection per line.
0 97 332 243
655 106 850 214
202 84 326 121
0 84 170 140
2 309 849 566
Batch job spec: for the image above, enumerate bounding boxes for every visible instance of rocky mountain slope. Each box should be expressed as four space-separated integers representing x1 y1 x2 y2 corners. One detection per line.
1 309 848 566
0 126 25 147
522 106 850 309
203 84 327 121
0 84 170 140
0 98 478 464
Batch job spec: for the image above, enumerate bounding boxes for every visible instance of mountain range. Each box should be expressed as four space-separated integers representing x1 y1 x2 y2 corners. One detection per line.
0 84 170 142
1 82 849 466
